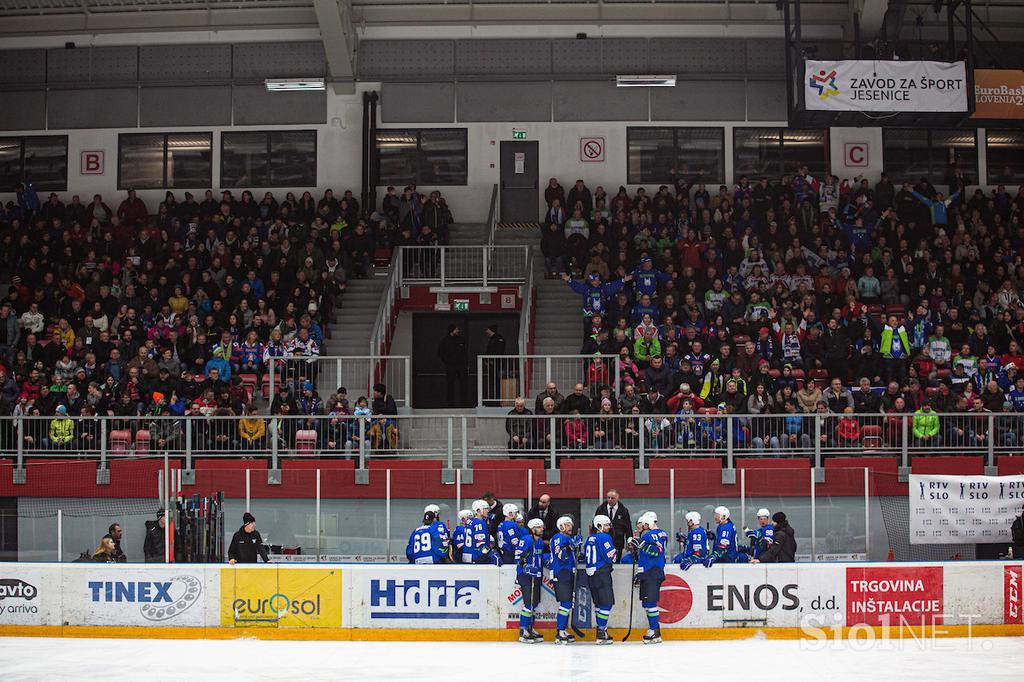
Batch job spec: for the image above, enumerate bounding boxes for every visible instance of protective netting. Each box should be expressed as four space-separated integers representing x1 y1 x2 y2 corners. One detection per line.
878 494 976 561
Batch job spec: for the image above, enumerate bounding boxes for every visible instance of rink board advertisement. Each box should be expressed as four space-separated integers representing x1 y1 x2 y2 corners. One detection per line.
1 561 1023 637
908 474 1024 544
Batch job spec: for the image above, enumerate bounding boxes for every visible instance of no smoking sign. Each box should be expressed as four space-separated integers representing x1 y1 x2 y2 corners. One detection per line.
580 137 605 163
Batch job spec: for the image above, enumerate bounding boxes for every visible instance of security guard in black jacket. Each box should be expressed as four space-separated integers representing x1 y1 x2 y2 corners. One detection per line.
228 512 270 564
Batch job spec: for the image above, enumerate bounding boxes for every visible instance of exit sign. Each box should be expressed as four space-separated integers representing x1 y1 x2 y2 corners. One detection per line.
453 299 470 312
512 129 527 140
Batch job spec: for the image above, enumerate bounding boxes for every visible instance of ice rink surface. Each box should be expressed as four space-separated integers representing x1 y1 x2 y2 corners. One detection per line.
2 635 1024 681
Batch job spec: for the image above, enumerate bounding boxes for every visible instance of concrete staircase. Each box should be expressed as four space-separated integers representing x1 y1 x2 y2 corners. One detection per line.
321 273 389 357
446 222 489 245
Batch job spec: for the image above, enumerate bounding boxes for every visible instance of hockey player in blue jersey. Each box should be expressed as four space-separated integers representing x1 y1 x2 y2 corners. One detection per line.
450 509 471 563
675 511 710 569
497 503 522 563
405 503 451 564
626 511 667 644
741 508 775 560
707 506 748 565
464 499 498 564
550 515 582 645
516 518 547 643
585 514 618 644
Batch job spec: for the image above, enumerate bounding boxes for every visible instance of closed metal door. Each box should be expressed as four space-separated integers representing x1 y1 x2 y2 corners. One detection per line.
499 140 539 222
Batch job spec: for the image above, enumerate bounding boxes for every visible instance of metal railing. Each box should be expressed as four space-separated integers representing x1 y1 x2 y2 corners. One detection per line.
397 245 531 287
484 182 499 247
2 412 1017 471
369 246 402 359
265 355 411 408
476 354 618 408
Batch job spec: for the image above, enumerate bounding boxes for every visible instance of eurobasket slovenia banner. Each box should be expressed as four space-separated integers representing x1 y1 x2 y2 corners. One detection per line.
805 60 968 112
972 69 1024 119
909 474 1024 545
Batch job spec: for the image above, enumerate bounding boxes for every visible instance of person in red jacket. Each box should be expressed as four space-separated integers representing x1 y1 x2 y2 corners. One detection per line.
836 406 861 446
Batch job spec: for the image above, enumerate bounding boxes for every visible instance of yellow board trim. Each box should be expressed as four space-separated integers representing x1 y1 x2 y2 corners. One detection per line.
3 624 1024 642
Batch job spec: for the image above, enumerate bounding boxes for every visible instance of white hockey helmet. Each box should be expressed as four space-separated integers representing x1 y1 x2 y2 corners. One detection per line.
637 511 658 528
472 499 489 514
756 508 771 518
593 514 612 530
424 503 441 515
503 503 519 517
527 518 545 531
457 509 472 523
714 505 730 520
685 511 701 526
557 515 574 531
516 512 524 523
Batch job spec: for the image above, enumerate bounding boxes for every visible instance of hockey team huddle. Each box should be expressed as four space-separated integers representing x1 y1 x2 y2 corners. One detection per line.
407 501 780 645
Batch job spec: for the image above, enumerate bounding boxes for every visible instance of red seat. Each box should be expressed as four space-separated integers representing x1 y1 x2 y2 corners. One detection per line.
808 368 829 381
768 369 781 379
936 368 951 380
926 386 938 397
861 424 883 449
884 305 906 317
791 368 806 380
698 407 717 415
295 429 317 454
866 304 883 315
261 374 282 400
374 247 393 267
110 429 131 452
239 373 257 391
135 429 151 455
732 334 750 345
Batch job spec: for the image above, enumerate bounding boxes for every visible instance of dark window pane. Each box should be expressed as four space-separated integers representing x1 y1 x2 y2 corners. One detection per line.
119 134 165 189
987 130 1024 185
676 128 725 185
733 128 781 181
0 138 20 192
781 129 829 178
882 129 930 183
931 129 977 186
222 132 269 187
627 128 676 184
23 137 67 191
269 131 316 186
165 133 212 188
418 129 467 185
376 129 467 186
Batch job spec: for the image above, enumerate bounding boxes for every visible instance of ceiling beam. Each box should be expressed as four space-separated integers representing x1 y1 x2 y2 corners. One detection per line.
313 0 357 94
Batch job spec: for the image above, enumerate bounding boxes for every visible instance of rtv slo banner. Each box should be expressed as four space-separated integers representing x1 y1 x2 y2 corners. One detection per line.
805 60 968 112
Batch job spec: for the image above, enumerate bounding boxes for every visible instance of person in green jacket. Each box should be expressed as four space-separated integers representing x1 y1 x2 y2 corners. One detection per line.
912 403 940 447
633 328 662 367
49 404 75 449
881 315 911 384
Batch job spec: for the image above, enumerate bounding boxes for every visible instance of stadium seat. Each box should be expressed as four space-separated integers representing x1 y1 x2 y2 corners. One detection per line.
296 429 318 454
134 430 151 455
109 430 131 453
808 368 828 381
861 425 883 450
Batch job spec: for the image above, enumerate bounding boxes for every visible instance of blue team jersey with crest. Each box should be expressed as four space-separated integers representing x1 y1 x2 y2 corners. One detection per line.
713 521 742 561
405 521 450 564
550 532 578 573
497 520 520 560
745 525 775 559
584 532 617 574
515 534 544 577
452 525 467 555
636 528 668 573
463 517 491 562
685 526 708 559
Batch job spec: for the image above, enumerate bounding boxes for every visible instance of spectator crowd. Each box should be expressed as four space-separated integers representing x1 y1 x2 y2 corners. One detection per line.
513 166 1024 454
0 181 450 454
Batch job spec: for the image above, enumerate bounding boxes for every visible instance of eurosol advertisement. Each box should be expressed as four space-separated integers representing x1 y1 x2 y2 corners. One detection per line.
909 474 1024 544
349 565 498 628
220 567 342 628
63 566 206 626
804 60 968 113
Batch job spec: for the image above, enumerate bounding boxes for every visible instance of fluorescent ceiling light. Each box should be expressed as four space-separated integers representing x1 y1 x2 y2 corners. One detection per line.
265 78 325 92
616 75 676 87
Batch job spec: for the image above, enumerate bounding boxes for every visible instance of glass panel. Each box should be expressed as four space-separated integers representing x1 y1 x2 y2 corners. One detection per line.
320 469 388 560
269 130 316 186
23 136 67 191
987 129 1024 185
222 131 269 187
119 134 165 189
165 133 212 188
248 468 317 557
677 128 725 184
930 128 977 186
733 127 780 182
627 127 676 184
883 128 930 183
376 130 419 186
418 129 467 185
781 129 829 178
0 137 19 192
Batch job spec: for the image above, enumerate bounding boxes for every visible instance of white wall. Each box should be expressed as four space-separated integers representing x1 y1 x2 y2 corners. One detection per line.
829 126 885 183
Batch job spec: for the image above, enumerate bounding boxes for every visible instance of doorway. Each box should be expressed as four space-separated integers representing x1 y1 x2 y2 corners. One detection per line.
499 140 539 223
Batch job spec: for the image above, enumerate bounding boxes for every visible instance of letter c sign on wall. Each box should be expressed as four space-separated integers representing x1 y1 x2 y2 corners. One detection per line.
844 142 868 168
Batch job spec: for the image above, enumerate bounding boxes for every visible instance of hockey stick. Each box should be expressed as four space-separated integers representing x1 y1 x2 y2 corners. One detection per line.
621 551 638 642
568 554 586 640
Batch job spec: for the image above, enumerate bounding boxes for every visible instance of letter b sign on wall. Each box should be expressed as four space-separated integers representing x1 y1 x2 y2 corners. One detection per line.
81 150 104 175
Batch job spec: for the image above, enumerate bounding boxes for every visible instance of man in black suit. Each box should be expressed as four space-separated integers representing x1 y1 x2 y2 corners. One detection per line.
526 494 558 540
594 489 631 561
482 491 503 539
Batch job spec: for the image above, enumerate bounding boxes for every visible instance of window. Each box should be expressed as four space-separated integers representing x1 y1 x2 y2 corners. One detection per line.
627 127 725 185
882 128 978 186
221 130 317 188
732 128 829 182
118 133 212 189
986 129 1024 185
376 129 467 186
0 136 68 191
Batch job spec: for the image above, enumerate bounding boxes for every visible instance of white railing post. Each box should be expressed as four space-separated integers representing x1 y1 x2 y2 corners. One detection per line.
810 467 817 562
482 247 489 288
439 246 446 286
447 418 454 470
988 414 996 467
863 467 870 561
477 355 484 407
316 468 322 560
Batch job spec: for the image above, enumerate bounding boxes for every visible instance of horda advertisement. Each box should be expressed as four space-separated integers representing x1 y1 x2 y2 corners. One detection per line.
805 60 968 112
